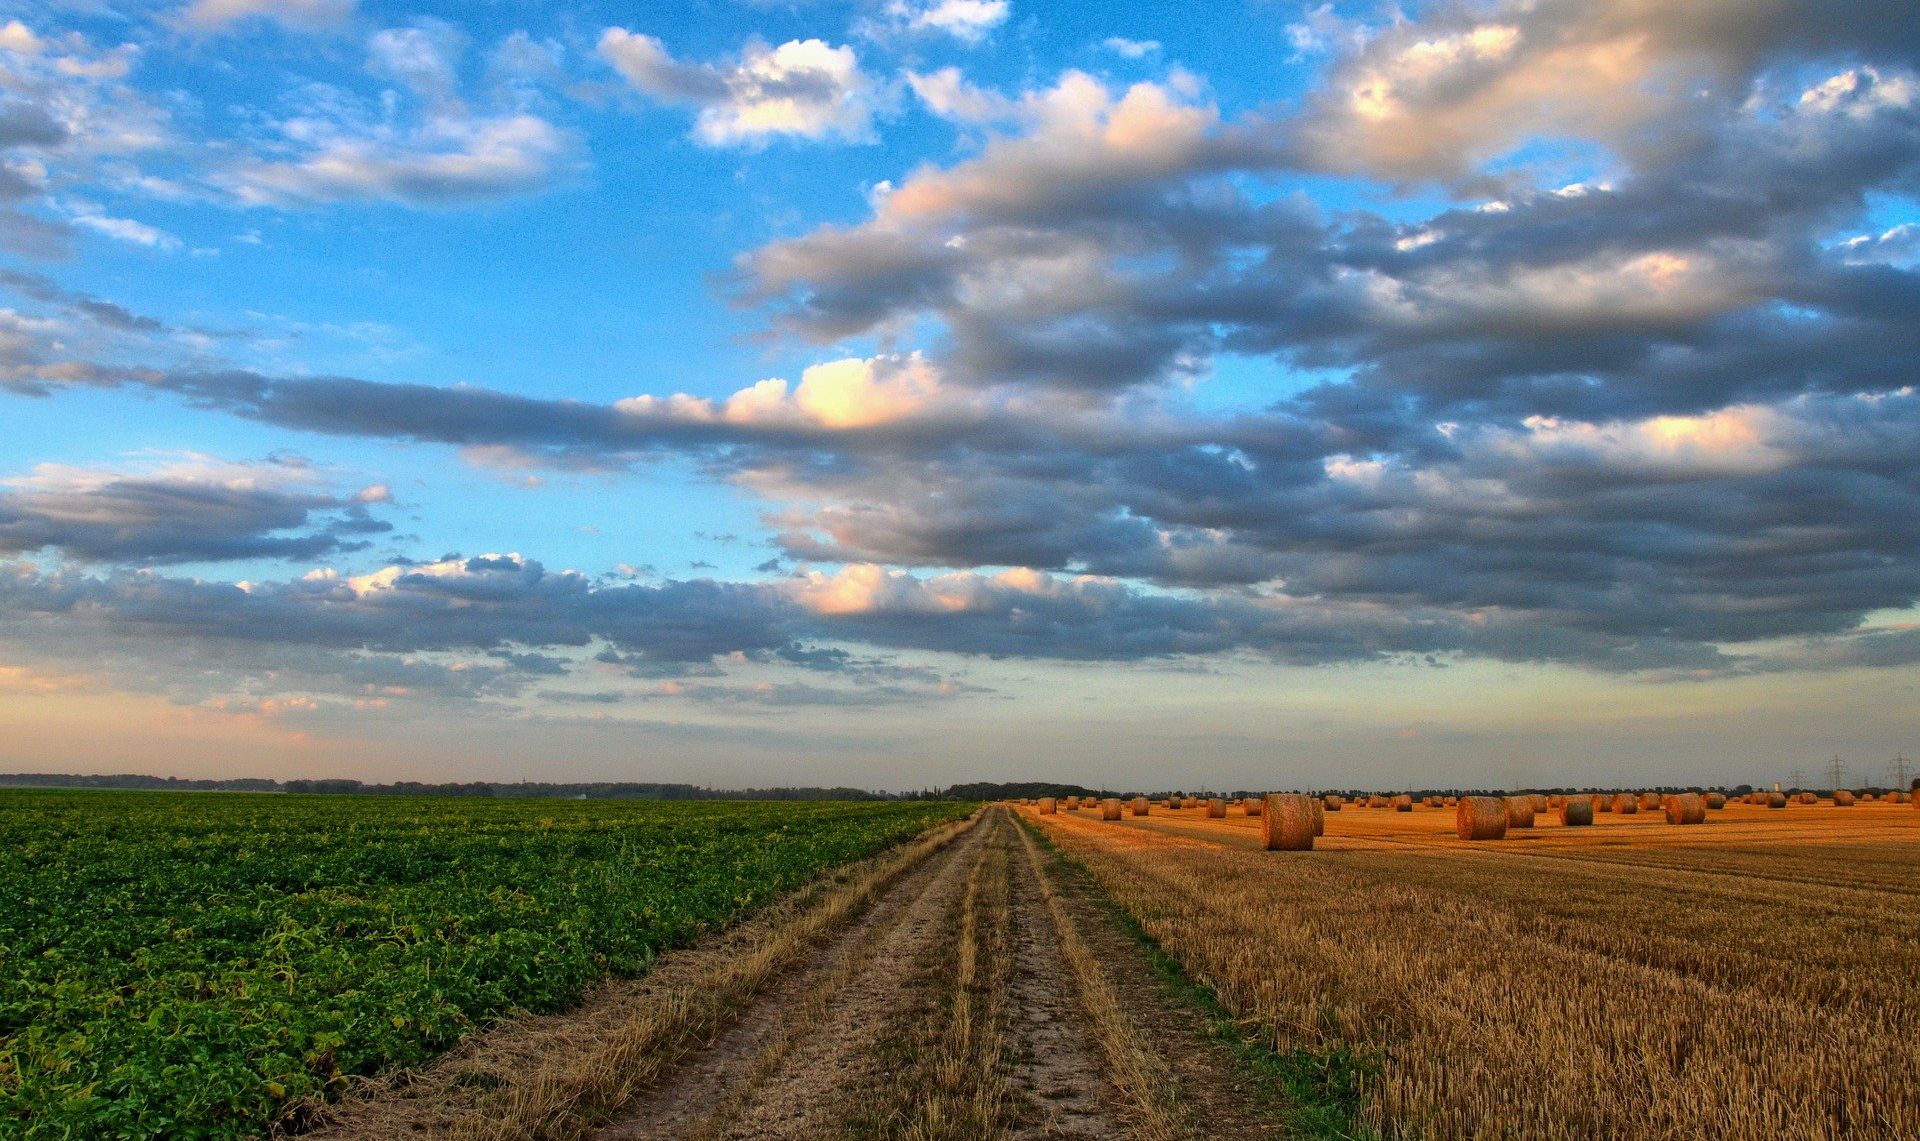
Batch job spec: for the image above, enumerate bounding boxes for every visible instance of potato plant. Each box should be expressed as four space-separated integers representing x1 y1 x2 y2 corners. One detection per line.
0 790 968 1139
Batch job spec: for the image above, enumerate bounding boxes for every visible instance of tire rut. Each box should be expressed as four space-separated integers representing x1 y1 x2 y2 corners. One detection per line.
591 811 992 1140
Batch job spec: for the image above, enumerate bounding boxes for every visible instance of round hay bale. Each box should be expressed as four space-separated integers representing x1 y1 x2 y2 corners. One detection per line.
1457 796 1508 840
1168 796 1184 810
1039 797 1057 814
1367 795 1389 809
1664 793 1705 825
1443 795 1458 807
1547 794 1566 810
1311 798 1326 836
1704 792 1726 809
1594 793 1611 812
1131 796 1150 816
1063 796 1078 810
1559 798 1594 826
1100 798 1123 820
1612 793 1637 815
1832 790 1855 806
1530 794 1549 813
1798 791 1819 805
1245 797 1263 816
1261 793 1316 850
1767 792 1787 809
1505 796 1536 829
1323 794 1344 811
1393 794 1413 812
1207 797 1226 818
1638 792 1661 811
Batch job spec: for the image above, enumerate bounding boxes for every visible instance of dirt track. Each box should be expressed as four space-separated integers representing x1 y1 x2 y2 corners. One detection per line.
587 806 1281 1140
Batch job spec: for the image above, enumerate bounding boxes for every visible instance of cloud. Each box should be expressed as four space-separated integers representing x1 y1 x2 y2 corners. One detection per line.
221 25 572 206
1101 37 1159 60
178 0 355 33
599 31 878 146
226 113 568 206
63 202 180 250
0 22 171 255
0 456 391 564
1286 0 1920 182
906 67 1020 124
865 0 1011 45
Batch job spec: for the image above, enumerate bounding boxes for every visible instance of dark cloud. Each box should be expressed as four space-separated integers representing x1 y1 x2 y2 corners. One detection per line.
0 465 392 564
0 271 170 334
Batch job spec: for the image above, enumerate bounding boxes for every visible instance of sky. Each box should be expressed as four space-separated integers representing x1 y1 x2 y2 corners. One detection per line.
1 0 1917 792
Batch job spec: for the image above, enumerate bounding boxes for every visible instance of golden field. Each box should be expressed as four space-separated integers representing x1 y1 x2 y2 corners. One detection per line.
1027 797 1920 1140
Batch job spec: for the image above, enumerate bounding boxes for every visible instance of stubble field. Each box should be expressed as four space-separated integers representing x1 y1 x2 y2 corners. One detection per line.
1026 796 1920 1140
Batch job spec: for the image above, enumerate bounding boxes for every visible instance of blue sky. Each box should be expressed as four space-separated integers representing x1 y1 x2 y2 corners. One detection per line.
1 0 1918 790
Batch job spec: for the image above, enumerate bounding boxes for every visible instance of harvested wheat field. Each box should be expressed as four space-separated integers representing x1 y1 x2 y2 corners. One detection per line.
1027 796 1920 1140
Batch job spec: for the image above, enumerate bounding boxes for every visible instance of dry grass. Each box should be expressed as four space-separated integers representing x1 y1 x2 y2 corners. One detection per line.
1009 816 1194 1141
877 811 1016 1140
1033 802 1920 1140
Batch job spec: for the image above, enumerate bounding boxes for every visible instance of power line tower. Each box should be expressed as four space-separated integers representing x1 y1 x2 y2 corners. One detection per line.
1891 754 1913 790
1788 767 1807 790
1824 755 1847 791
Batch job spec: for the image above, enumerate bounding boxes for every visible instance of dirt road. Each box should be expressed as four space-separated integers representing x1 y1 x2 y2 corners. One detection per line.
588 805 1282 1140
310 806 1285 1140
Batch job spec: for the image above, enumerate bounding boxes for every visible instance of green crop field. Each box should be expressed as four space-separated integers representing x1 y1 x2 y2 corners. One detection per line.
0 790 969 1140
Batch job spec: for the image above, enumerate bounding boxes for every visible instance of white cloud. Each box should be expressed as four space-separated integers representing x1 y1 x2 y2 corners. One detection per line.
63 203 180 250
178 0 356 32
599 31 878 147
882 0 1011 44
226 112 567 206
906 67 1019 124
1101 36 1159 59
220 26 570 207
615 353 964 432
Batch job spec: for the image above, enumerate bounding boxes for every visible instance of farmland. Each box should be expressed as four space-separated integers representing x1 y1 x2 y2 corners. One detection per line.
6 790 1917 1141
0 790 968 1140
1027 795 1920 1140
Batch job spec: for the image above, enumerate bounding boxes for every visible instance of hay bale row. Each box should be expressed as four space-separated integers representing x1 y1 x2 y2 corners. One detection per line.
1457 796 1508 841
1262 793 1317 850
